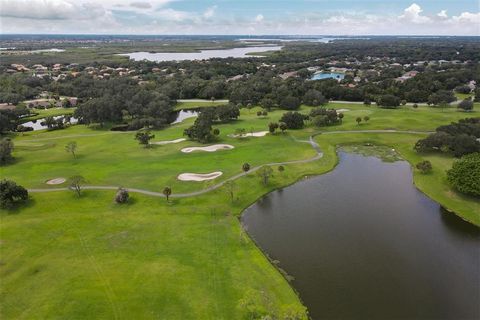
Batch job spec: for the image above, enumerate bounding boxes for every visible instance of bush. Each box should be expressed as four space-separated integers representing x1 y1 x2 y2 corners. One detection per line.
447 153 480 197
458 99 474 112
0 179 28 209
115 188 129 204
416 160 432 174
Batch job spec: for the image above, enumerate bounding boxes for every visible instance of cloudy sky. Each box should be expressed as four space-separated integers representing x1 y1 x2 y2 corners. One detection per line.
0 0 479 35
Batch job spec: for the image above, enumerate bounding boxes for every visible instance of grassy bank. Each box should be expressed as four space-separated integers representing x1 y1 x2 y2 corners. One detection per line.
2 102 479 318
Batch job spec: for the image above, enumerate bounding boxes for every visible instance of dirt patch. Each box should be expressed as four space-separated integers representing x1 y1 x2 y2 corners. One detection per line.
181 144 234 153
178 172 223 181
46 178 66 185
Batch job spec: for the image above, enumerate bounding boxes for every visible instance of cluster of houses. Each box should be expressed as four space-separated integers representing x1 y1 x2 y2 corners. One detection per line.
4 63 141 82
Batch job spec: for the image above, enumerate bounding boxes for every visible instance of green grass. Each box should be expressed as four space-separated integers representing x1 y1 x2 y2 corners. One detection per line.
1 102 480 319
21 107 76 122
175 100 229 110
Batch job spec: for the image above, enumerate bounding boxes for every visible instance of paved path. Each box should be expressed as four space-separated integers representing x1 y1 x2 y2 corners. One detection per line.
27 129 430 198
177 99 229 103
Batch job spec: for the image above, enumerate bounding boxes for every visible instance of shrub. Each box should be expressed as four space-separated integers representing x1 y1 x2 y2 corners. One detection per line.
115 188 129 204
447 153 480 197
458 99 474 112
0 179 28 209
377 94 401 108
280 112 307 129
416 160 432 174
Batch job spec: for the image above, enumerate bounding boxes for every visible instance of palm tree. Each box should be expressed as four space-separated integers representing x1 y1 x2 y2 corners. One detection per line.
356 117 362 125
163 186 172 202
242 163 251 173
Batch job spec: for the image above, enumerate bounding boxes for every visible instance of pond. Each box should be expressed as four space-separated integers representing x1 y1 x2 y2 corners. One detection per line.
172 109 198 124
311 72 345 81
22 115 78 131
242 151 480 320
120 46 282 62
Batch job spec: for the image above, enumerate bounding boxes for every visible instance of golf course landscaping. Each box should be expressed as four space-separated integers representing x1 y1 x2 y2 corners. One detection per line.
1 102 479 319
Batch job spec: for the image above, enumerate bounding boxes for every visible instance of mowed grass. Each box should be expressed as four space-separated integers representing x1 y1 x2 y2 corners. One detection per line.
1 102 480 319
175 100 228 110
21 107 76 122
0 191 304 319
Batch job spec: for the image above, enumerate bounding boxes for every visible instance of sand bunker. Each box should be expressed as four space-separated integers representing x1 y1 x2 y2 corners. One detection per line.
178 171 223 181
230 131 269 138
46 178 66 185
181 144 234 153
336 109 350 112
150 138 186 145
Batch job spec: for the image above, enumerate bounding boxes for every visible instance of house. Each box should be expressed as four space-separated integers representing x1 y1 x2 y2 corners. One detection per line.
279 71 298 80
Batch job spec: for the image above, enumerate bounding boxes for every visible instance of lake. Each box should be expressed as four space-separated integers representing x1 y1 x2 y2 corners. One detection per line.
242 151 480 320
311 72 345 81
120 46 282 62
22 115 77 131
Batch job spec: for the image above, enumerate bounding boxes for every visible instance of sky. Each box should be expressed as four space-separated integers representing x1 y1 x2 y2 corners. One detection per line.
0 0 479 35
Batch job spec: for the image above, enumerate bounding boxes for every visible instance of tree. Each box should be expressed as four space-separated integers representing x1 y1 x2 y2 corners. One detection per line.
242 163 251 172
69 175 86 197
224 180 237 203
303 89 326 106
377 94 401 108
278 165 285 173
65 141 77 158
213 128 220 136
458 99 474 112
279 95 301 110
280 112 307 129
0 179 28 209
268 122 279 134
163 186 172 201
416 160 432 174
447 153 480 197
363 116 370 123
0 138 14 165
413 103 418 109
356 117 362 125
428 90 456 107
279 122 288 133
135 130 155 148
115 187 129 204
257 166 273 185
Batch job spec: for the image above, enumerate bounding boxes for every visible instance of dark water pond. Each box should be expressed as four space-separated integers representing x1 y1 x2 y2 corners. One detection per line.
242 152 480 320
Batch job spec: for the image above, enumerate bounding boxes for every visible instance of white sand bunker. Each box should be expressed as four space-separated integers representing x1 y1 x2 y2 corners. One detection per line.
150 138 186 145
336 108 350 112
181 144 234 153
178 171 223 181
230 131 269 138
46 178 66 185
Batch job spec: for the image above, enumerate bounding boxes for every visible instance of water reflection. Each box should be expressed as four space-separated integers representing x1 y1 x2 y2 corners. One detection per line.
242 152 480 320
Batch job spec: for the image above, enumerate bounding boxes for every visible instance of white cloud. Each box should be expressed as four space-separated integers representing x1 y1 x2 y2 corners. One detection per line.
130 2 151 9
399 3 431 23
437 10 448 19
203 5 217 19
255 14 264 22
450 11 480 24
0 0 76 19
155 8 190 21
